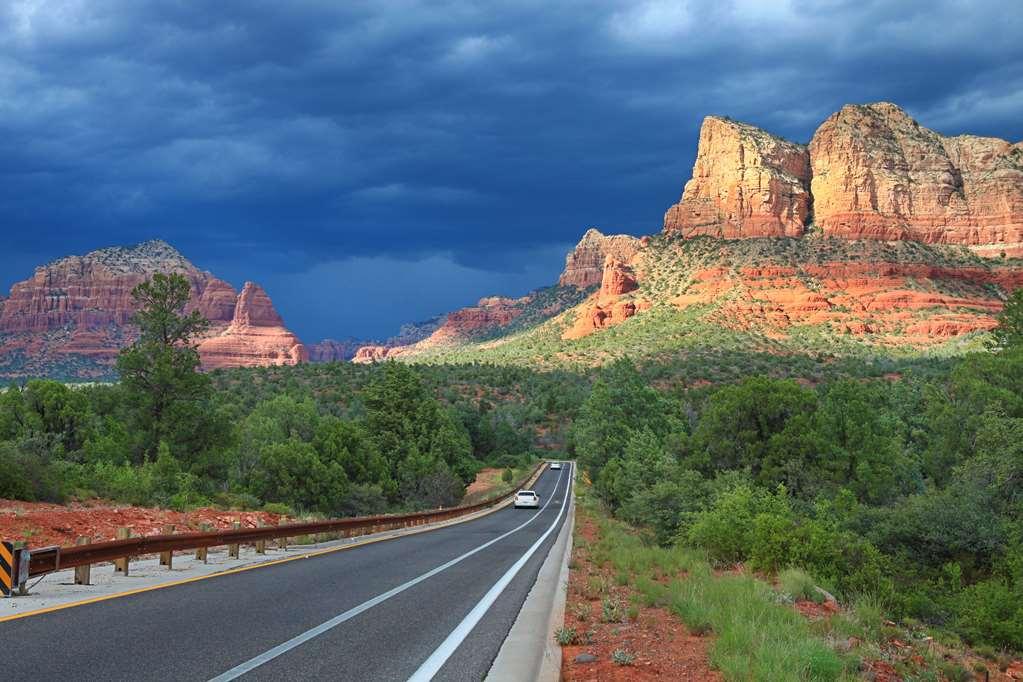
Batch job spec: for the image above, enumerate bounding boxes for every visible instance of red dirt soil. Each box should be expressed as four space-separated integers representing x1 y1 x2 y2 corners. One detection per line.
560 510 721 681
0 498 287 548
463 468 505 499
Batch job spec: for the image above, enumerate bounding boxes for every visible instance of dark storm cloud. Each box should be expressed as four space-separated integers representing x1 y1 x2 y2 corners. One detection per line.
1 0 1021 339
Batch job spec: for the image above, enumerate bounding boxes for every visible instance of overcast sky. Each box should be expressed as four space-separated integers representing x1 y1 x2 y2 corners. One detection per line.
2 1 1021 340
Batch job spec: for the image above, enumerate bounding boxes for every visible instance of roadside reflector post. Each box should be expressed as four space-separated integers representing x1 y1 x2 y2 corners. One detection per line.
256 520 266 554
159 525 174 568
0 540 15 597
196 523 211 563
74 536 91 585
228 522 240 559
114 527 131 574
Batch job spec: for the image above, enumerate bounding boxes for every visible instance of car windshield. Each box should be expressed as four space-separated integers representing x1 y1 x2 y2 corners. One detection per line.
518 491 535 497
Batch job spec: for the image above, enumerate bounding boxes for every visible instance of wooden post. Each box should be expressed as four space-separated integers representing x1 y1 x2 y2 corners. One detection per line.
228 522 240 559
278 524 287 551
74 536 91 585
195 523 211 563
256 520 266 554
159 524 174 568
114 527 131 574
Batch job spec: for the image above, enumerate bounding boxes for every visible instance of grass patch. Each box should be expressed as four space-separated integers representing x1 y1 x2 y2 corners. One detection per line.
779 567 824 603
582 488 857 681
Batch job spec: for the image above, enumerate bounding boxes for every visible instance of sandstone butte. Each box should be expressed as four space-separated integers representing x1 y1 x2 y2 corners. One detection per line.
664 102 1023 257
0 240 306 377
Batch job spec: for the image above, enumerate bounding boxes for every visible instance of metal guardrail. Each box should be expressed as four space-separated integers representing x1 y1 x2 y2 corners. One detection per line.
22 460 547 580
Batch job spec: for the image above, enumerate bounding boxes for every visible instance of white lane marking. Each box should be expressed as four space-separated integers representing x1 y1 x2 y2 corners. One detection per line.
208 467 566 682
407 463 572 682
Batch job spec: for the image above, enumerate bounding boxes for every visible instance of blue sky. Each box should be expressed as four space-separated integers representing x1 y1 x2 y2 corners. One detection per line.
2 1 1021 340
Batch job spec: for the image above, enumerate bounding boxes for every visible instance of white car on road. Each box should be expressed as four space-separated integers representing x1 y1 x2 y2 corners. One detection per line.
514 490 540 509
549 461 562 470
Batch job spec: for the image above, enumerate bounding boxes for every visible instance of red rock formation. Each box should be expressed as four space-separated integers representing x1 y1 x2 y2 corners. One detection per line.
352 345 395 363
564 254 649 340
599 259 638 298
559 229 642 288
418 296 529 347
663 116 811 239
661 104 1022 257
0 241 306 378
308 338 364 363
197 283 308 370
809 103 1023 256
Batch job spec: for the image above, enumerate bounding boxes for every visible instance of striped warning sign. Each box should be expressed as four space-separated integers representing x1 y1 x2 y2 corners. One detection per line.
0 541 14 597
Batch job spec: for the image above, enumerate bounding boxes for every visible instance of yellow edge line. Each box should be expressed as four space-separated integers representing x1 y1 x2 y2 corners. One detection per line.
0 480 538 625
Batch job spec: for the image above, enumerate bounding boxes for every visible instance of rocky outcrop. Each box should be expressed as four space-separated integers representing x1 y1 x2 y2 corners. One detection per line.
809 103 1023 256
663 116 811 239
599 259 638 298
559 229 642 288
564 254 649 340
197 283 308 370
0 241 306 378
662 104 1023 257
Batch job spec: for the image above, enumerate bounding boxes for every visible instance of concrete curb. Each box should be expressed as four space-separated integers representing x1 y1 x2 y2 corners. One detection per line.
487 467 575 682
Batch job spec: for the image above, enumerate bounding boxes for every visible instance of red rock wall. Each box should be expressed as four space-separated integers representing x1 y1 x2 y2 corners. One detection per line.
810 103 1023 256
663 116 811 239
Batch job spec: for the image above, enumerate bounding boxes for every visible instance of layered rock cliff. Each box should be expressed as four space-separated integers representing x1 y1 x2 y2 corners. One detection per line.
663 103 1023 257
0 241 306 378
810 103 1023 256
663 116 811 239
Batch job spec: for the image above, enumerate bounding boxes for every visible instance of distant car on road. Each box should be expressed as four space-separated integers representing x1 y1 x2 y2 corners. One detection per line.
549 461 562 470
514 490 540 509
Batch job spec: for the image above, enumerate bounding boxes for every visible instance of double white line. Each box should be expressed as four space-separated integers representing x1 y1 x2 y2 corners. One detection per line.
209 464 571 681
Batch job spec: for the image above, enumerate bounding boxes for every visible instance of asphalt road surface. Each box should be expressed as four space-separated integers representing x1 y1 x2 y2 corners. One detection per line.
2 463 573 681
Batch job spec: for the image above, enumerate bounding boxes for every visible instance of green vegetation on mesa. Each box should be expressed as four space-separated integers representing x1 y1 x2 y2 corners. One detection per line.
0 274 553 517
572 290 1023 656
405 234 1015 371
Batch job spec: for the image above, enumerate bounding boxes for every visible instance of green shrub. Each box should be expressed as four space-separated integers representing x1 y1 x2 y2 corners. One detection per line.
262 502 294 516
555 627 577 645
611 649 635 666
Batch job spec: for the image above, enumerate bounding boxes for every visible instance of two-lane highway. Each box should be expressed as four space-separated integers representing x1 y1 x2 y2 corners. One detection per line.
2 463 573 681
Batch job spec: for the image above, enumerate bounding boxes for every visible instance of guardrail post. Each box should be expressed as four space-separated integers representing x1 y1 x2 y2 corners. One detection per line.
278 524 288 551
74 536 91 585
256 520 266 554
114 527 131 574
195 523 211 563
228 522 240 559
160 524 175 568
